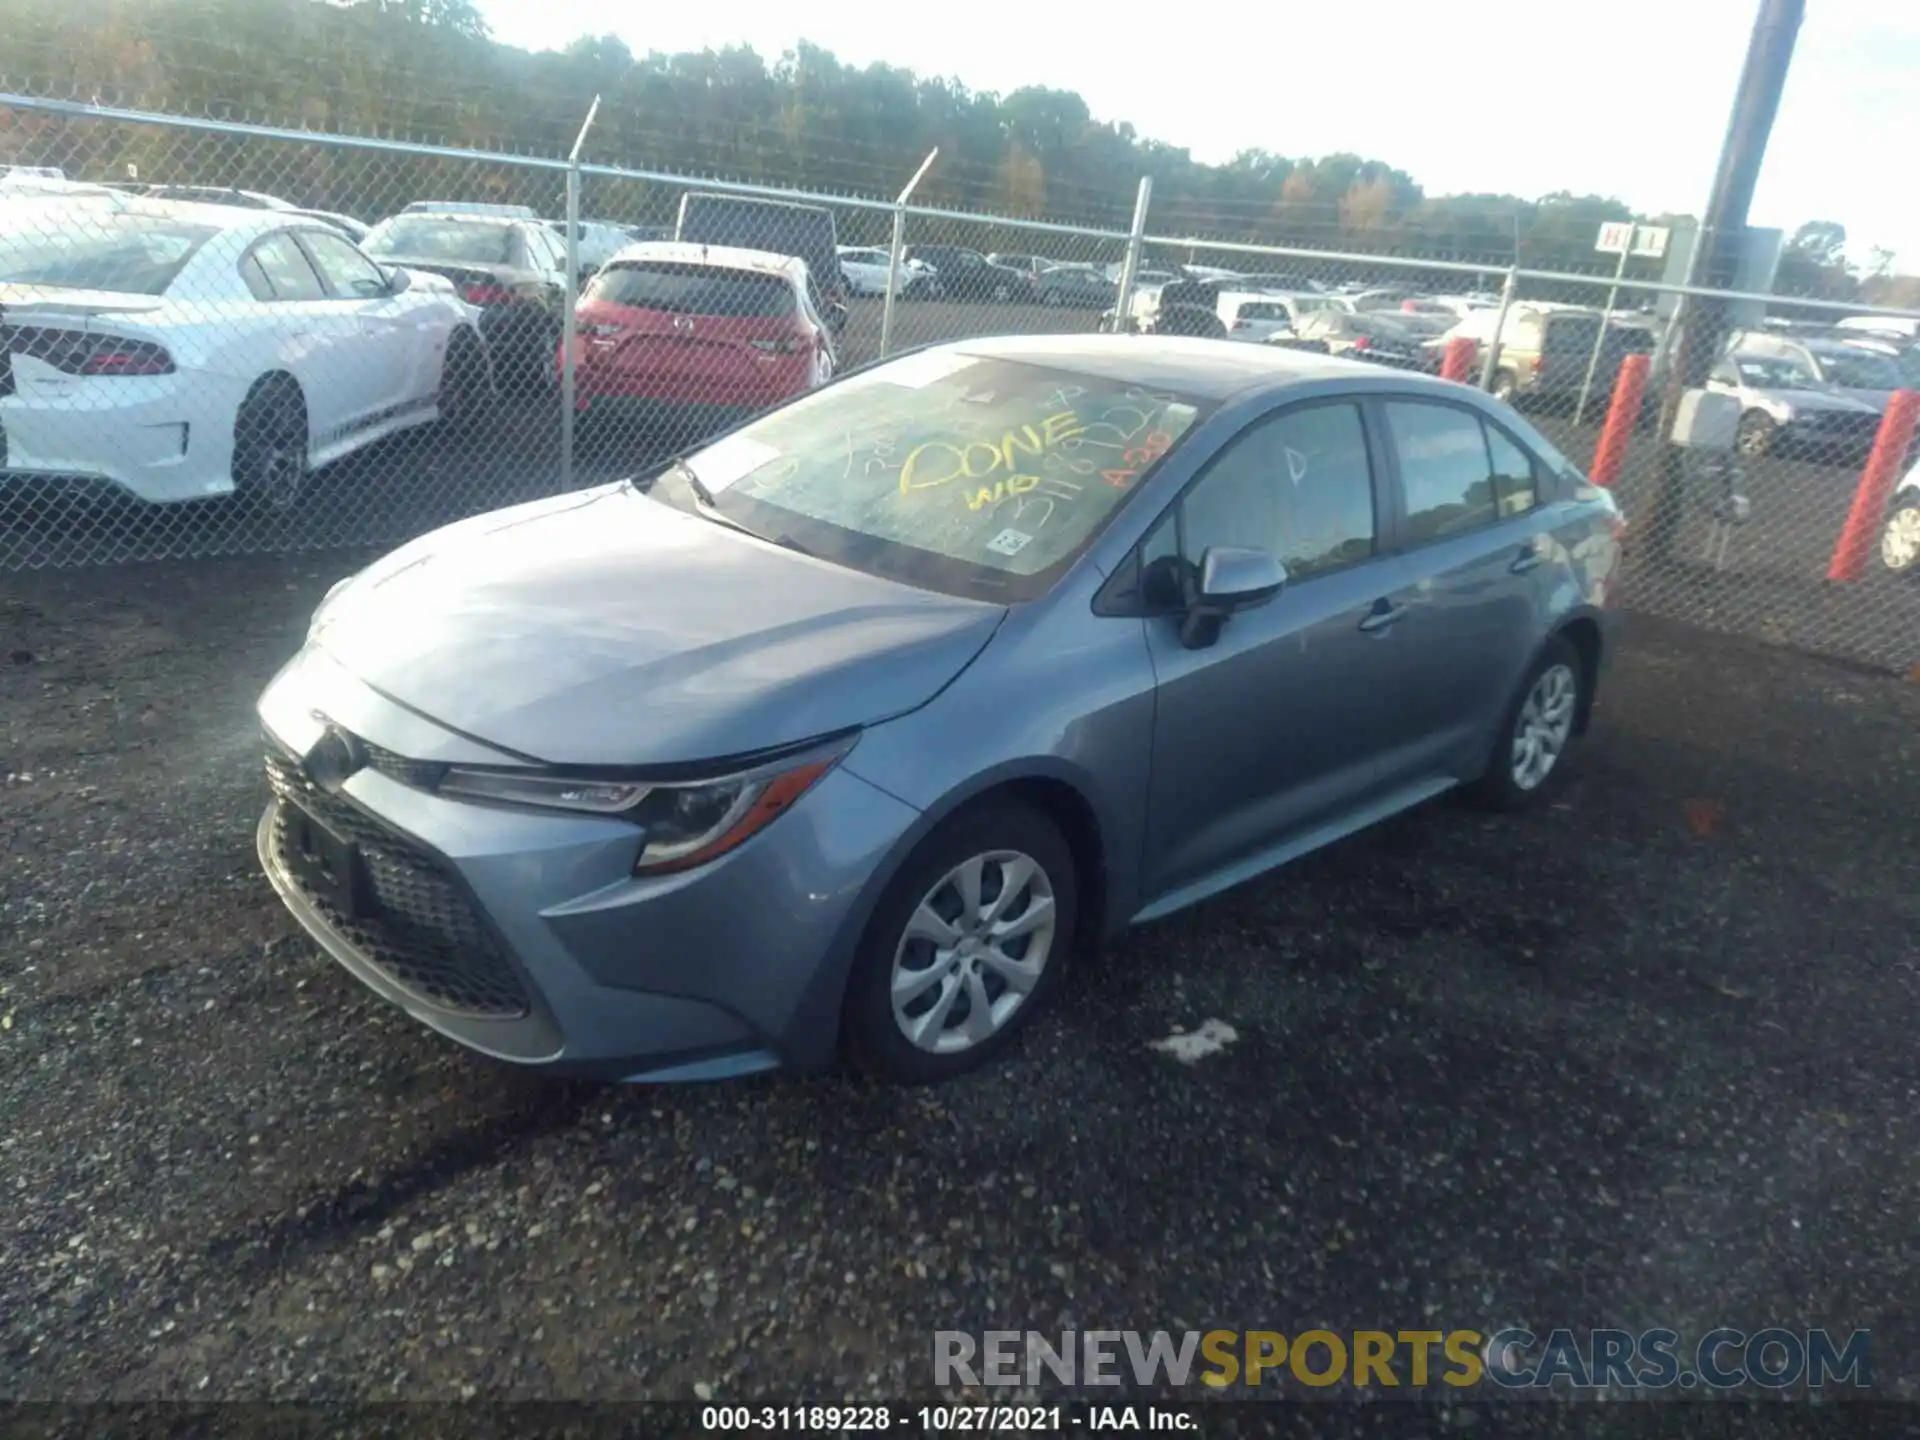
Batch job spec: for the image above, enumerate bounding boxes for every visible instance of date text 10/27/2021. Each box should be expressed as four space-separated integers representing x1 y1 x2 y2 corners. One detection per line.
698 1403 1196 1431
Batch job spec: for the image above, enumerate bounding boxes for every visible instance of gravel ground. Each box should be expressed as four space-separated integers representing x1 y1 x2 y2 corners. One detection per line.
3 554 1919 1422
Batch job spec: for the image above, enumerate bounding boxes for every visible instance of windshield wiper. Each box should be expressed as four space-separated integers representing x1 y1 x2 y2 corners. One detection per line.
640 458 814 557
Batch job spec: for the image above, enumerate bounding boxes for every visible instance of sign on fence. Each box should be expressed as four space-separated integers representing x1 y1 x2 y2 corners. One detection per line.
1595 222 1671 258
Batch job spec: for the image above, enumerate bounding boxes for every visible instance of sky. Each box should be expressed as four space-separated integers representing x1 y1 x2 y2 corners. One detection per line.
477 0 1919 270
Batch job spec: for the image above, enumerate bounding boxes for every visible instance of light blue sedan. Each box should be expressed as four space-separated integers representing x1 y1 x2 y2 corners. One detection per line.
256 335 1623 1085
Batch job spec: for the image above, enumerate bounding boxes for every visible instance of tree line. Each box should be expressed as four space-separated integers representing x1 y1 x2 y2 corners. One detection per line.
3 0 1909 305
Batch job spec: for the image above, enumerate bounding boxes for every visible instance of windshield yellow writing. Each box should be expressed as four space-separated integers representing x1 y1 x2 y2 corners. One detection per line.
898 411 1088 495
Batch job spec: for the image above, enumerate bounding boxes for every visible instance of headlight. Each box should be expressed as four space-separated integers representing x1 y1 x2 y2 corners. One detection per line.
437 741 850 875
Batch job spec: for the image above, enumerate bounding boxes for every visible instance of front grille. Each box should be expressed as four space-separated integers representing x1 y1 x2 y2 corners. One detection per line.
265 748 531 1018
361 741 448 791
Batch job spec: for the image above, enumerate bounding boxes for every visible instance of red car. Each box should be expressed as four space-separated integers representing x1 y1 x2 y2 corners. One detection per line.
565 244 836 425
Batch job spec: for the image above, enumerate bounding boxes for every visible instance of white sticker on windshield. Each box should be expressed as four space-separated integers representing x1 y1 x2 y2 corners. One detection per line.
986 528 1034 557
688 433 782 495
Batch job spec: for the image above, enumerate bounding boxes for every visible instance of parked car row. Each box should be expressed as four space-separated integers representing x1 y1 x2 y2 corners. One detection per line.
1 182 860 507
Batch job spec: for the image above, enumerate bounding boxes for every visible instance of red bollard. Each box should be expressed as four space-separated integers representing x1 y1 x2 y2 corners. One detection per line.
1828 389 1920 582
1587 353 1650 490
1439 336 1476 383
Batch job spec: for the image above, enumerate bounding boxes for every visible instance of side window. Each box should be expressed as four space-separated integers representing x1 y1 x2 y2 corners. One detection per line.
240 255 276 302
300 230 388 298
248 234 326 302
1179 402 1377 581
1485 422 1540 518
1384 401 1500 544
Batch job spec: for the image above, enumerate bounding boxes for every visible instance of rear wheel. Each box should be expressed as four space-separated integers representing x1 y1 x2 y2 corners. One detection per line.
843 801 1077 1084
437 327 491 431
991 280 1012 302
1468 635 1585 809
233 379 309 511
1042 288 1063 307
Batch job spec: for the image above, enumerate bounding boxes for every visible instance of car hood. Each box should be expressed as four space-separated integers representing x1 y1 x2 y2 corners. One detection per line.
1751 386 1878 413
310 484 1007 766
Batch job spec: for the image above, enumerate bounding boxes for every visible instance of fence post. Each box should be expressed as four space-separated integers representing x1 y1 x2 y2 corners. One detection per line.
1477 266 1520 393
559 95 600 493
1589 354 1651 489
880 147 939 360
1110 176 1153 334
1574 229 1634 425
1827 390 1920 582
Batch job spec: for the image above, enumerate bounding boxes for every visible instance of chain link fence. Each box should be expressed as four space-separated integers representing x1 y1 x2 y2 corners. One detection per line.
4 94 1919 674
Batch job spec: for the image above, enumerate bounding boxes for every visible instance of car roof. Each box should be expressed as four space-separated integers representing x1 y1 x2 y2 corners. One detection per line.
9 193 309 236
937 333 1445 400
601 240 806 278
387 210 523 225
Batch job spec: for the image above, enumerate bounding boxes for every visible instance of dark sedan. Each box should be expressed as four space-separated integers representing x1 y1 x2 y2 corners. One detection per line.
1282 311 1436 371
1034 264 1117 309
361 213 567 382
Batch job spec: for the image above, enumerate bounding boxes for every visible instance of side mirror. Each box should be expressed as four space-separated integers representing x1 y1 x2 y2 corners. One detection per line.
382 266 410 294
1178 546 1287 649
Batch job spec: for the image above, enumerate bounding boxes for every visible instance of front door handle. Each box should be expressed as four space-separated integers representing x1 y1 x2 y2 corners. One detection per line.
1358 600 1408 634
1510 545 1545 574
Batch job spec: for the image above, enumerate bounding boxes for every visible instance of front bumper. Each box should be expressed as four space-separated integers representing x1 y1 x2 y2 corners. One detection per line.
254 649 922 1080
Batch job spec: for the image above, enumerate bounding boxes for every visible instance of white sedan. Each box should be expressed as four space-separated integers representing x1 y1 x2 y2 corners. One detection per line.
836 246 919 297
0 194 489 507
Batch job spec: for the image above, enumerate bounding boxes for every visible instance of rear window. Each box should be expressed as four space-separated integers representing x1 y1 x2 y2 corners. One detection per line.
362 218 513 264
585 262 795 317
0 210 217 295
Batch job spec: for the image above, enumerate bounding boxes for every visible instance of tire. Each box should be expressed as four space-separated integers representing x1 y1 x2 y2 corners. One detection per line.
1736 410 1776 458
1491 369 1519 404
232 378 310 512
1467 635 1585 810
437 327 491 432
1042 288 1062 308
842 801 1078 1084
1881 497 1920 575
991 281 1012 303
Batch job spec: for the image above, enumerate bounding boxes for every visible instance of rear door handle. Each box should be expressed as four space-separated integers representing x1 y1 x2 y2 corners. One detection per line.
1510 546 1545 574
1358 600 1408 634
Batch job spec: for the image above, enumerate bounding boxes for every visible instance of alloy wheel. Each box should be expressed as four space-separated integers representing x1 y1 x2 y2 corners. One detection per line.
889 850 1057 1055
1510 662 1577 791
1881 505 1920 573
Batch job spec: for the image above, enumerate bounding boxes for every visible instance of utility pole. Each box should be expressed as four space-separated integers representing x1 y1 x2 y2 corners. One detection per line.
1644 0 1804 563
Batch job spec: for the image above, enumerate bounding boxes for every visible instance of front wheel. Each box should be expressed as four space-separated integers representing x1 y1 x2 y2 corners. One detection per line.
842 802 1077 1084
1881 498 1920 575
1042 288 1063 307
991 281 1012 302
1491 369 1518 404
1736 410 1776 457
1468 635 1585 809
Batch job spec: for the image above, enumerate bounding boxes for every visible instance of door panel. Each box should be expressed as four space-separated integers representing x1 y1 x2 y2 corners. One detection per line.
1141 399 1416 903
1374 400 1555 776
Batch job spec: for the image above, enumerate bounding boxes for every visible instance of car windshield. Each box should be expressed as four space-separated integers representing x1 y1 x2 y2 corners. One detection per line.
0 211 217 294
662 351 1210 601
362 218 513 264
584 262 794 317
1816 349 1903 390
1733 356 1821 389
